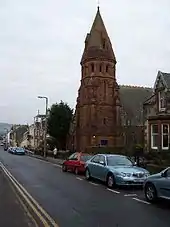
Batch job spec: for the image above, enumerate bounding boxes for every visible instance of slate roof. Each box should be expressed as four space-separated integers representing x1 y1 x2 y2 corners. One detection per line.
154 71 170 90
161 71 170 88
119 86 153 125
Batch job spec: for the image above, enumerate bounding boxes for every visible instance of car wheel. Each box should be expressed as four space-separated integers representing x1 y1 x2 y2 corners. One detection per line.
75 167 79 175
144 183 157 203
106 173 116 188
85 168 91 180
62 164 67 172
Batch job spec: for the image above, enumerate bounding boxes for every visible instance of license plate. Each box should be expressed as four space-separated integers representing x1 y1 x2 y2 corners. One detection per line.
134 179 144 182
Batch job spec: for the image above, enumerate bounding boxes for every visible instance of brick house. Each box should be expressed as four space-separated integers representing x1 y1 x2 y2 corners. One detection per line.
143 71 170 152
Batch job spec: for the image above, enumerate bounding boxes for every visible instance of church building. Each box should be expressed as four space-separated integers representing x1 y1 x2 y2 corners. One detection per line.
73 7 122 152
68 7 152 153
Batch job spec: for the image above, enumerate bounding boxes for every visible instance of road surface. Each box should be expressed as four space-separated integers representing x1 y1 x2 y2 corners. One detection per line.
0 161 37 227
0 148 170 227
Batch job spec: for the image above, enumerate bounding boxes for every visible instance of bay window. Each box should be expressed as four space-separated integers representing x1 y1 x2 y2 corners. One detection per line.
151 124 158 149
161 124 169 150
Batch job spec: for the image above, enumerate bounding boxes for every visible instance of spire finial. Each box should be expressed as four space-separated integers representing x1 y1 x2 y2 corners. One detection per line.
97 0 100 10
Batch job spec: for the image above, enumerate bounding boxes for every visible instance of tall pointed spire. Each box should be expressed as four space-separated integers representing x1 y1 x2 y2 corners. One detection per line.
81 7 116 64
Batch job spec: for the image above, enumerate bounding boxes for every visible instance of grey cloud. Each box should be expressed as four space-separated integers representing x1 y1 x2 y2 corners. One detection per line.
0 0 170 123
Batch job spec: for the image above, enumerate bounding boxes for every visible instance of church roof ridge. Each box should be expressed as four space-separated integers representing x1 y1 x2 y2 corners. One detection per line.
120 85 152 89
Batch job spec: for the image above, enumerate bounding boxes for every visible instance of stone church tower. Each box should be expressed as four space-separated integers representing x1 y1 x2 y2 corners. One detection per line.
74 7 122 152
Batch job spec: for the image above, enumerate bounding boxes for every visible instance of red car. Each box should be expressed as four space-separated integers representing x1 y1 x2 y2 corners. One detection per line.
62 152 92 175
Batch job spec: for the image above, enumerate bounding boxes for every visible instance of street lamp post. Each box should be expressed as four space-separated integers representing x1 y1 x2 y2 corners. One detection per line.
38 96 48 158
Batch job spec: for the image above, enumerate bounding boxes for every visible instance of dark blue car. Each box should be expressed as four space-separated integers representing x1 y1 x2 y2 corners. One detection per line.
9 147 25 155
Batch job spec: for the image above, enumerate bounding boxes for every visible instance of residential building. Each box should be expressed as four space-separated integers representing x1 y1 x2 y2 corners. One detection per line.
20 124 35 148
10 125 28 147
20 131 29 147
143 71 170 152
34 114 46 149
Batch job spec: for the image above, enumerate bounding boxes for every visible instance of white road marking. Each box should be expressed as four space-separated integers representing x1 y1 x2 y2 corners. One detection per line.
76 177 83 181
132 197 150 205
124 194 137 197
89 182 99 186
107 188 120 194
52 163 62 168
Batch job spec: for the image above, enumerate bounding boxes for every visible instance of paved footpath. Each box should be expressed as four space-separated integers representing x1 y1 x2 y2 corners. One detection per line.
0 168 36 227
26 151 64 166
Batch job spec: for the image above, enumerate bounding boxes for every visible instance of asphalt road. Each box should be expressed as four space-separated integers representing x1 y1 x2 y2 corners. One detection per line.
0 148 170 227
0 160 36 227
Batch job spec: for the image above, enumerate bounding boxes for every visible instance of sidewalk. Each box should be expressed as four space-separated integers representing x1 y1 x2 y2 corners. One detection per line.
26 151 64 166
0 168 36 227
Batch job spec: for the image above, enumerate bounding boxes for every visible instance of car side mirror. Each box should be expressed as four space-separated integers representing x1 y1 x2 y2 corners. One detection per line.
134 162 137 166
99 160 105 166
161 172 166 177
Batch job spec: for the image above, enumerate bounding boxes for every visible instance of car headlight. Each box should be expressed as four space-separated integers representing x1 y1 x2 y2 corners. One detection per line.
118 172 131 177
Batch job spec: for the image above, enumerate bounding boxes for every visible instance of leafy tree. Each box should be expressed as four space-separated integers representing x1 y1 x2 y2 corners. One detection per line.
47 101 73 150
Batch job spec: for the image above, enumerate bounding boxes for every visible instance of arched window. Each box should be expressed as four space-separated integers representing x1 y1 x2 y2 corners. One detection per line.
106 65 109 73
99 64 102 72
91 63 94 72
103 39 106 49
104 81 106 100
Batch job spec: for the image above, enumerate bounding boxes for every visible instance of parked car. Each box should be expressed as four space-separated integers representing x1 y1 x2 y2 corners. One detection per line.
14 147 25 155
8 147 25 155
85 154 150 188
7 147 14 153
144 167 170 203
62 152 93 174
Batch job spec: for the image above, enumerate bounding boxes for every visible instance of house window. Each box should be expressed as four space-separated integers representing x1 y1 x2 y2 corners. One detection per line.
151 124 158 149
162 124 169 150
159 91 166 111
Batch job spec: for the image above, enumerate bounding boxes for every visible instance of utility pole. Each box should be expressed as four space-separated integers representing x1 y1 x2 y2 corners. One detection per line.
38 96 48 158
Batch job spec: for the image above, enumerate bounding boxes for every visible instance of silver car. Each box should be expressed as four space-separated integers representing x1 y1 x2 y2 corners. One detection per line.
144 167 170 202
85 154 149 188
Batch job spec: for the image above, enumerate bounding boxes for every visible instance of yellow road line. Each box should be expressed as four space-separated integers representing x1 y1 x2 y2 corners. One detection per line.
0 162 59 227
12 184 39 227
1 166 49 226
5 166 59 227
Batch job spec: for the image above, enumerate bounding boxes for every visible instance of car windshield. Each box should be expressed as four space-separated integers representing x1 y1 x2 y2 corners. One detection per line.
80 155 92 162
107 156 133 166
16 148 24 151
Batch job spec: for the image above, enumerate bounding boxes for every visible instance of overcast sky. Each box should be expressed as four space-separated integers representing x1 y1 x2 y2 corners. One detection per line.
0 0 170 124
